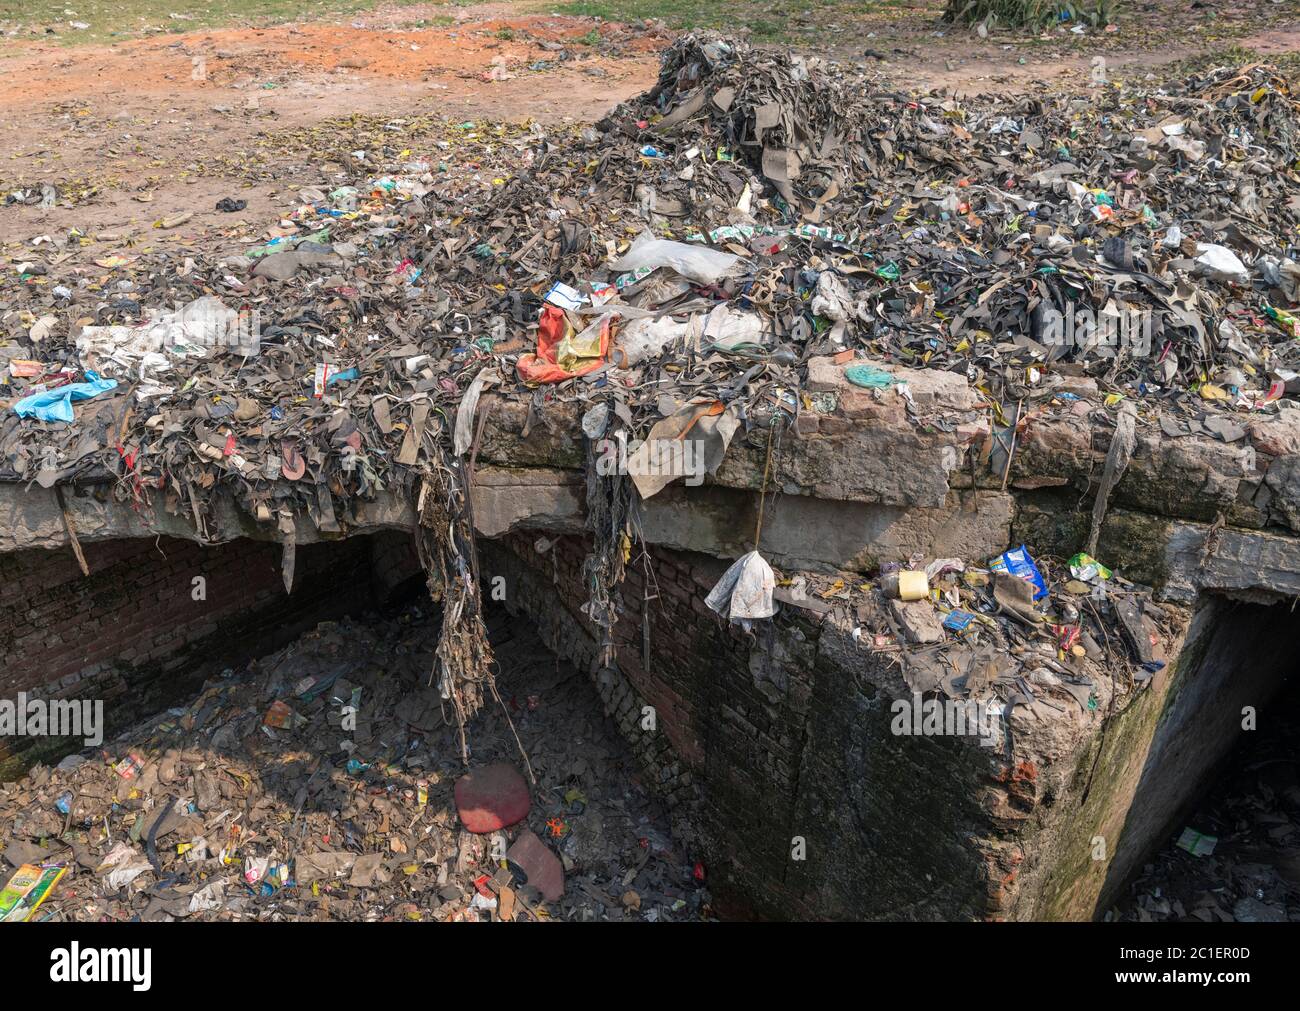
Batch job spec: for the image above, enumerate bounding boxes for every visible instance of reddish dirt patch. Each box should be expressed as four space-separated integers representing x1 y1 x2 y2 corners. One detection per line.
0 9 667 245
0 15 665 115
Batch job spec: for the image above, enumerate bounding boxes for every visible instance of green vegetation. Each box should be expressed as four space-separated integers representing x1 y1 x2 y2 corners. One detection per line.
941 0 1113 29
0 0 427 46
552 0 883 42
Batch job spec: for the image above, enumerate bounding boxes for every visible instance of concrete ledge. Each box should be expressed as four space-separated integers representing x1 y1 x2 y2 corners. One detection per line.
0 482 415 553
1164 520 1300 603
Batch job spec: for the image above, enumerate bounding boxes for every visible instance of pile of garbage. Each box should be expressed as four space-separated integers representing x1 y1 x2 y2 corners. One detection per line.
841 544 1176 751
430 35 1300 406
4 35 1299 519
3 33 1299 759
0 602 704 922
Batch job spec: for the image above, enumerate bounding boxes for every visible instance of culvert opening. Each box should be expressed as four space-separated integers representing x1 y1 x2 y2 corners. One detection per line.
0 532 699 921
1112 598 1300 923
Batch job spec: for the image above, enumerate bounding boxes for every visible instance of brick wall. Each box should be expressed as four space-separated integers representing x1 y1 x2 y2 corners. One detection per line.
0 531 414 778
481 533 834 918
483 534 723 835
0 519 1012 916
481 532 1004 920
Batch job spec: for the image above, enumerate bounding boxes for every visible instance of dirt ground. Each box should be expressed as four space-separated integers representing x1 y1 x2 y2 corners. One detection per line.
2 0 1297 924
0 6 670 244
1 1 1296 250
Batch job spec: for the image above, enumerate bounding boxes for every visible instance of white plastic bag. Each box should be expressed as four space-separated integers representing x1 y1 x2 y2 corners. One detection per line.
810 272 852 322
704 304 765 350
76 295 247 378
705 550 776 625
1194 243 1248 285
611 232 740 285
618 316 691 366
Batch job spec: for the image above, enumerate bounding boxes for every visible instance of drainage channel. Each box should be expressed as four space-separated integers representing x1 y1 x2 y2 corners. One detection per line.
1114 662 1300 924
0 595 704 922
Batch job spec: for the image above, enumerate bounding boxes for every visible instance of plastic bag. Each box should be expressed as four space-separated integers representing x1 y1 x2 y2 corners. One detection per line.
810 272 852 322
845 364 896 389
1068 552 1112 583
705 550 776 624
13 371 118 423
1194 243 1248 285
617 316 691 366
611 232 740 285
556 313 608 372
703 304 765 350
517 306 611 384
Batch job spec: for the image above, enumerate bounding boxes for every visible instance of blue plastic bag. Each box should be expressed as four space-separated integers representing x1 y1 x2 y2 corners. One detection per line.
14 371 118 423
844 364 896 389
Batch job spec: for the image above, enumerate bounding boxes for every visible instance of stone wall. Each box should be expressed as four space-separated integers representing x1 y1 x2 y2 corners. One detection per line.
4 509 1291 919
1020 596 1299 920
3 352 1298 916
476 519 1293 922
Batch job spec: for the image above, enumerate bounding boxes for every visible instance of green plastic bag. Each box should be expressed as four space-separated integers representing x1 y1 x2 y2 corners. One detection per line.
844 364 896 389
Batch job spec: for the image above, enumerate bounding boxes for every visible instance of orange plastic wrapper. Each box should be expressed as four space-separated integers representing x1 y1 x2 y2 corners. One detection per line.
517 305 611 384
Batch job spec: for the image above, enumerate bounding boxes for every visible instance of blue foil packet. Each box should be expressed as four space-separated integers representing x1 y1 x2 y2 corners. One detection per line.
943 610 975 632
989 545 1048 601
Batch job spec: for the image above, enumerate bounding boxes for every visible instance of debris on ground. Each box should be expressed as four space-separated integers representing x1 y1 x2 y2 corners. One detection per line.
4 35 1297 525
0 602 704 922
1114 694 1300 923
778 540 1176 754
2 33 1299 918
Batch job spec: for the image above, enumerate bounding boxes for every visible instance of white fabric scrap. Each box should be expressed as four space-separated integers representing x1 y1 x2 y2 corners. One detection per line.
452 368 495 457
703 304 765 350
